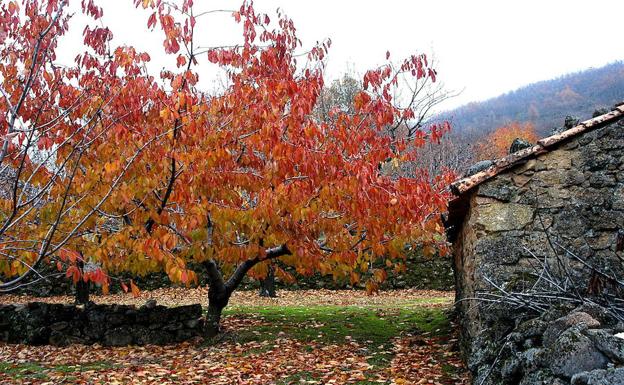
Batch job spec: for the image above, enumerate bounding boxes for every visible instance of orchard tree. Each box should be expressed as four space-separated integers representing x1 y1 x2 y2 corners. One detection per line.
474 122 538 160
0 0 164 293
91 0 453 336
2 0 455 337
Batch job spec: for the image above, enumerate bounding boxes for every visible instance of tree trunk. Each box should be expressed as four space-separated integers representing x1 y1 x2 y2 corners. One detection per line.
258 264 277 298
204 283 230 338
205 302 225 338
75 260 89 304
202 245 290 337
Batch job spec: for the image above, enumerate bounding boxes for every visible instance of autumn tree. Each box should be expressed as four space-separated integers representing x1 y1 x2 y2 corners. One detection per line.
313 73 362 122
111 1 452 335
474 122 538 160
2 0 454 336
0 0 164 294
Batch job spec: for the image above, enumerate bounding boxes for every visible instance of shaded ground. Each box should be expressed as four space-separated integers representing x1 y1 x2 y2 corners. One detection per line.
0 290 469 384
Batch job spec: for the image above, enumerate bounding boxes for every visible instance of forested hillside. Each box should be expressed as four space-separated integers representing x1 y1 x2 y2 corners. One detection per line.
439 61 624 135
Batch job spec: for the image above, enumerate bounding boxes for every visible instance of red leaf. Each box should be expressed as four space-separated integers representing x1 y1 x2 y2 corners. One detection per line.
147 13 157 29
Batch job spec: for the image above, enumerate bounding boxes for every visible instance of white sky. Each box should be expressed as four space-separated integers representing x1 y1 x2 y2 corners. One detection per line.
57 0 624 112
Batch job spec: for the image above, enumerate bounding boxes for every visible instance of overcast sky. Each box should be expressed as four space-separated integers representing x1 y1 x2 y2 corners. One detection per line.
58 0 624 112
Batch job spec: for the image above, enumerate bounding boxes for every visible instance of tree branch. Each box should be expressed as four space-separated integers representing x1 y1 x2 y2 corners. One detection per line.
224 244 290 293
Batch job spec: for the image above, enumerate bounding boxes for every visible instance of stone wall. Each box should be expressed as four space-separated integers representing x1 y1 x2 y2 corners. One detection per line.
488 303 624 385
9 250 454 298
0 302 204 346
452 117 624 383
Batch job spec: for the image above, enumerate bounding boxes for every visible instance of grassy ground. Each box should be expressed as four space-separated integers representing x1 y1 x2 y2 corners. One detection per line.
0 290 469 384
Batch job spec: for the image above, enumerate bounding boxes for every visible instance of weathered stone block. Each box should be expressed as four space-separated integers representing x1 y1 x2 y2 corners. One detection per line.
543 312 601 347
546 150 573 170
536 169 566 186
613 185 624 210
548 325 608 378
104 327 133 346
586 329 624 364
475 202 534 232
589 172 617 188
477 181 514 202
571 368 624 385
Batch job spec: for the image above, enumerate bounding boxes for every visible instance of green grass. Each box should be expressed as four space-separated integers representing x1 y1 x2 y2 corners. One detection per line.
0 361 117 381
220 302 452 373
224 305 450 345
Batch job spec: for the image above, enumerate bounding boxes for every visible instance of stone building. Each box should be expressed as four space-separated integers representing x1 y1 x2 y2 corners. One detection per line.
445 104 624 384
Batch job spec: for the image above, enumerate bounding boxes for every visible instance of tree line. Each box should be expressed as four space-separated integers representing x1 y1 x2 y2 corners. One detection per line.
438 61 624 136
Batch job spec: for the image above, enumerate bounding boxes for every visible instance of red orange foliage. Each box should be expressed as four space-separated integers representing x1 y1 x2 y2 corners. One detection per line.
1 0 454 333
474 122 538 160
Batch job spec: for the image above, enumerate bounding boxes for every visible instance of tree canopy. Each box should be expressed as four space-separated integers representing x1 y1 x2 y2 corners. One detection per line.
0 0 454 334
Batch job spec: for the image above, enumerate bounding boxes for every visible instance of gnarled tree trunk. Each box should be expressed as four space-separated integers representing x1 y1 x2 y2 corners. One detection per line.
203 244 290 337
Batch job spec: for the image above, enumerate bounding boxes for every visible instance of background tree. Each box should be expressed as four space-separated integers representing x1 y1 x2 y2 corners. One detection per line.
474 122 538 160
313 73 362 122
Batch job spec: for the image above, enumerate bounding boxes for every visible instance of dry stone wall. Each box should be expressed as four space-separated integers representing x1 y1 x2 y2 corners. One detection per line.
452 118 624 384
0 302 204 346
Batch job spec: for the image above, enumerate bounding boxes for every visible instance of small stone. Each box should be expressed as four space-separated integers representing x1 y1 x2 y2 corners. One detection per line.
543 312 601 347
466 160 494 176
103 328 133 346
184 318 200 329
520 348 544 373
586 329 624 363
49 331 69 346
478 180 514 202
571 367 624 385
163 322 184 331
593 108 609 118
548 325 608 378
510 138 533 154
143 299 157 309
518 369 560 385
574 303 618 325
500 356 521 380
565 115 581 129
50 321 68 331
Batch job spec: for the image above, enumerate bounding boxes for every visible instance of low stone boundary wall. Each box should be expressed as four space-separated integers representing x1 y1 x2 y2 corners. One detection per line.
0 302 204 346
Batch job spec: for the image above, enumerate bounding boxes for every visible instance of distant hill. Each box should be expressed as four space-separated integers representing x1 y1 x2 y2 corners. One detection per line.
437 61 624 136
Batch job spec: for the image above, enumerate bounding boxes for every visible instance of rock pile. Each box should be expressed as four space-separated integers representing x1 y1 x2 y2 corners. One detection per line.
470 304 624 385
0 301 204 346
